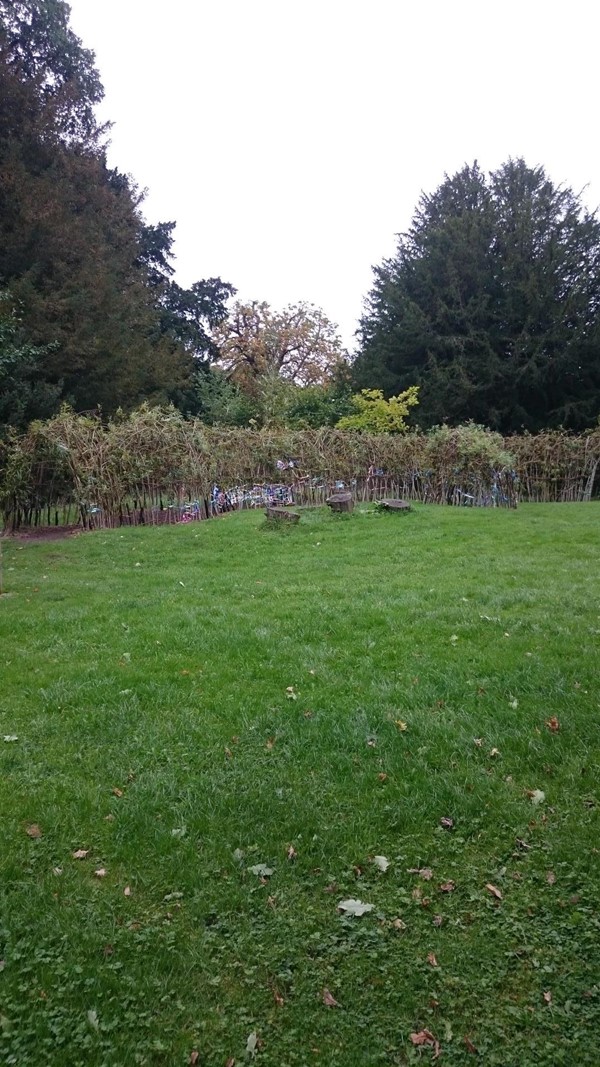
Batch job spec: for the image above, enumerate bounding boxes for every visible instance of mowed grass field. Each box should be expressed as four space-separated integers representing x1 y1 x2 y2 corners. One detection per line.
0 503 598 1066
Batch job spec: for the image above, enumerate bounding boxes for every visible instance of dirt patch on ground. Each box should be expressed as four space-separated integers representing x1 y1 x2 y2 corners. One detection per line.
1 524 84 543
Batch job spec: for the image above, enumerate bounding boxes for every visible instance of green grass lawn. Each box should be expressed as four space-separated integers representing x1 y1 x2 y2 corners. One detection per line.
0 503 598 1066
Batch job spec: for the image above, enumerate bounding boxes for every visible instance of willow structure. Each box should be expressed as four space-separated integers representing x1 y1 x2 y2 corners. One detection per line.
1 408 598 532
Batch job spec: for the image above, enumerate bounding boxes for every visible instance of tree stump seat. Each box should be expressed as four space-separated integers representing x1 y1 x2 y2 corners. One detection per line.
326 492 354 513
378 499 412 512
265 506 300 523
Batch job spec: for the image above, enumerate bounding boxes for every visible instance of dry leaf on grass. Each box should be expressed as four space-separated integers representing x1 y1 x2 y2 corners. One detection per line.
408 867 433 881
373 855 390 872
72 849 89 859
249 864 274 878
123 886 132 897
112 787 124 798
286 845 297 861
94 868 107 878
392 918 407 931
322 988 341 1007
26 824 42 839
463 1035 478 1053
427 952 438 967
440 817 453 829
410 1029 441 1058
546 716 560 732
485 883 503 900
439 881 456 893
245 1031 258 1057
543 990 552 1004
337 898 374 916
546 871 556 885
189 1052 200 1065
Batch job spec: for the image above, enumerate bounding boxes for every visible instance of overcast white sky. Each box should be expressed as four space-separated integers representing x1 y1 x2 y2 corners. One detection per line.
67 0 600 350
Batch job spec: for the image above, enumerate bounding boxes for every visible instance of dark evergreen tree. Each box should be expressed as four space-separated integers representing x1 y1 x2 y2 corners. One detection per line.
0 291 61 434
354 160 600 431
0 1 235 418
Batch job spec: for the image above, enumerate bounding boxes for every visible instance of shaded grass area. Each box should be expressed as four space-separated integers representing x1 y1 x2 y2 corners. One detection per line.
0 503 599 1066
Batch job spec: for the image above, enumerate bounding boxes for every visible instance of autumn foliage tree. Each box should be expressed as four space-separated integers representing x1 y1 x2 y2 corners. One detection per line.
336 387 419 433
213 300 345 393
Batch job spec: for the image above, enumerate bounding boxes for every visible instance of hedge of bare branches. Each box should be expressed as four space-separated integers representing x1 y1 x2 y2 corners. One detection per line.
1 407 598 530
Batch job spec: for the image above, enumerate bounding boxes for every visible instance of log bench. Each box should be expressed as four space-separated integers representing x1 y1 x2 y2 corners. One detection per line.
326 492 354 513
377 499 412 512
265 506 300 524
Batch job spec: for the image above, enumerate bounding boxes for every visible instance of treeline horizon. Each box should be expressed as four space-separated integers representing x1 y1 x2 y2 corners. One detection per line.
1 2 599 438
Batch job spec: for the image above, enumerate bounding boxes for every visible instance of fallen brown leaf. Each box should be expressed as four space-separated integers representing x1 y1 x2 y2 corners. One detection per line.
265 737 276 751
485 883 503 900
546 871 556 885
546 716 560 732
322 988 341 1007
94 868 107 878
409 1030 441 1058
266 895 276 909
123 885 132 897
224 747 233 759
225 1059 236 1067
543 991 552 1004
189 1052 199 1065
378 772 388 782
463 1035 478 1054
427 952 438 967
440 817 454 829
433 914 444 927
439 880 456 893
72 849 89 859
403 866 431 883
392 917 407 931
26 824 42 839
272 988 284 1007
112 787 124 798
